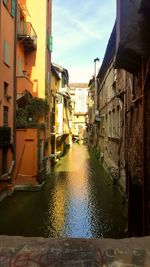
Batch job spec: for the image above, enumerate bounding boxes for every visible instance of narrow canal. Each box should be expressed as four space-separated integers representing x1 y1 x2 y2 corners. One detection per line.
0 143 126 238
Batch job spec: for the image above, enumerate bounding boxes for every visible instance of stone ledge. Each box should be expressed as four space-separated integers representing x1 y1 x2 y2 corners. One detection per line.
0 181 45 202
0 235 150 266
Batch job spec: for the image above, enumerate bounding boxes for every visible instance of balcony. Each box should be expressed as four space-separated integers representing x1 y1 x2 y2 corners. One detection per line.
17 75 33 96
17 22 37 51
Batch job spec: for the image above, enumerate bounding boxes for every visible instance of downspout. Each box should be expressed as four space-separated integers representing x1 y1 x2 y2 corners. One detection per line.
11 0 17 177
7 0 17 179
141 58 145 236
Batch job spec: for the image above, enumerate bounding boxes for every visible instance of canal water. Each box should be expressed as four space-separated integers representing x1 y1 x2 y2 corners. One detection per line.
0 143 126 238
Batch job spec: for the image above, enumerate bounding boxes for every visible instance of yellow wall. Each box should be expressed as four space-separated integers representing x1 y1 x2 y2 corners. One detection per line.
26 0 47 98
51 73 60 95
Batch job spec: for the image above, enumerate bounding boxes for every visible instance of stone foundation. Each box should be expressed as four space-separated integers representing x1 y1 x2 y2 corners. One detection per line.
0 235 150 266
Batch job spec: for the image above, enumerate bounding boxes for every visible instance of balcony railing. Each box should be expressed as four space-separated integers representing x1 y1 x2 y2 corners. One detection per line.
17 21 37 51
17 75 33 96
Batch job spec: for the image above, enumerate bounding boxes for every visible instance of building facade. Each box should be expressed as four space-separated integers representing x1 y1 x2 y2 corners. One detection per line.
0 0 16 182
88 0 150 236
51 63 72 161
70 83 88 141
0 0 52 187
115 0 150 236
97 25 124 191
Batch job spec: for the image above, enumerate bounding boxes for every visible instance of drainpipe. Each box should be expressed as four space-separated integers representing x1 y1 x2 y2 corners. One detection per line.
0 1 1 44
10 0 18 178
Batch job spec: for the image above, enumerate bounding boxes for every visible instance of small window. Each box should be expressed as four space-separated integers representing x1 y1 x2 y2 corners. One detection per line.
3 106 9 126
4 82 9 96
57 95 62 104
4 41 10 66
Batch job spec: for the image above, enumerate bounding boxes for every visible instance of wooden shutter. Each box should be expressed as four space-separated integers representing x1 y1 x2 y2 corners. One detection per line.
3 0 7 6
11 0 16 17
18 57 22 76
49 35 53 52
4 41 10 66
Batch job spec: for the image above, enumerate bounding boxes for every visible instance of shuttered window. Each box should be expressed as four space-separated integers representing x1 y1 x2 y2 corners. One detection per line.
3 0 7 6
18 57 22 76
49 35 53 52
4 41 10 66
11 0 16 17
3 106 9 126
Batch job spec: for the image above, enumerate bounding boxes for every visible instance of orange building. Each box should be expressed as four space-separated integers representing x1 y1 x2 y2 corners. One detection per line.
0 0 16 182
14 0 52 184
0 0 52 188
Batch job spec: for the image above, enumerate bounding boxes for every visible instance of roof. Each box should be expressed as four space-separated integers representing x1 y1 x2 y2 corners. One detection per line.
97 23 116 84
51 64 60 80
51 63 69 83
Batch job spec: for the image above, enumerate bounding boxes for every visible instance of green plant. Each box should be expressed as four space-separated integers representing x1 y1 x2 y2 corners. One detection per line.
26 97 49 121
16 97 50 128
16 108 28 128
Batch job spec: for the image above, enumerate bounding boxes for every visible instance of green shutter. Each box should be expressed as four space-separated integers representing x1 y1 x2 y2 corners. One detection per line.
3 0 7 6
11 0 16 17
4 41 10 66
18 57 22 76
49 35 53 52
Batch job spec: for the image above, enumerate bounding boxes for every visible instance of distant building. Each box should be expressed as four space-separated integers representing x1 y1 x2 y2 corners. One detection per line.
51 63 73 161
70 83 88 141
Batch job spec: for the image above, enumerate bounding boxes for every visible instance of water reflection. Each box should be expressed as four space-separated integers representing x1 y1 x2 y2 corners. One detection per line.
0 144 126 238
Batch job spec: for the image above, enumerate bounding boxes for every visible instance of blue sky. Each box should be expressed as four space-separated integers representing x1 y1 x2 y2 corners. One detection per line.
52 0 116 83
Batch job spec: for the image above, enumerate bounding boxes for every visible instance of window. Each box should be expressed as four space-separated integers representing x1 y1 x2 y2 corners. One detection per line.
116 106 121 138
11 0 16 17
108 111 112 137
18 57 22 76
4 41 10 66
3 106 9 126
57 95 62 104
3 0 7 6
112 109 116 137
3 0 14 16
4 82 8 96
48 34 53 52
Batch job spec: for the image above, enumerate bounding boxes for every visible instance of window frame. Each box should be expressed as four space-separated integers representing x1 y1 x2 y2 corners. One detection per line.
3 106 9 127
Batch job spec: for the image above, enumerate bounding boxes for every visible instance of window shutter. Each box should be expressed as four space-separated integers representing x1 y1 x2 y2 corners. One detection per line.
18 57 22 76
11 0 16 17
4 41 10 66
3 0 7 6
49 35 53 52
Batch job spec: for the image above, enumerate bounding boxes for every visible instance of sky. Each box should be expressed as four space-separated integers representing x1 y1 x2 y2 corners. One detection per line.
52 0 116 84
